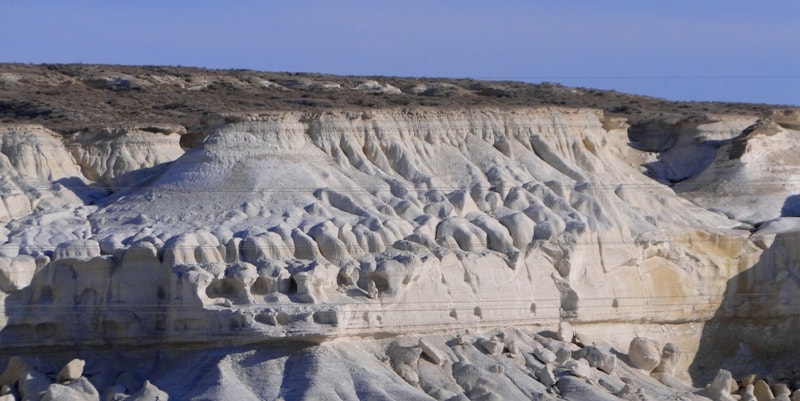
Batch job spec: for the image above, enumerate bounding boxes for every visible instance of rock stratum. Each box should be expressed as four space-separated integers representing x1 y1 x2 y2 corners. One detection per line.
1 64 799 401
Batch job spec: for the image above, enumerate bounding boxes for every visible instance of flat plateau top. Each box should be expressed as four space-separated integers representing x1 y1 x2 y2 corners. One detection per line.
0 63 779 133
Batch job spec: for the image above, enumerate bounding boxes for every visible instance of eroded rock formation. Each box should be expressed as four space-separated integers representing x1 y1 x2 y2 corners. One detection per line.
0 109 764 355
1 64 800 400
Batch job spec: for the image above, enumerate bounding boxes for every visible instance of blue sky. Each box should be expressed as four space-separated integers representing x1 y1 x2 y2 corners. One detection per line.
2 1 799 105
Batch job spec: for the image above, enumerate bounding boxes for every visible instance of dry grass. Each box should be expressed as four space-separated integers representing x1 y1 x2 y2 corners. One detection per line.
0 63 786 135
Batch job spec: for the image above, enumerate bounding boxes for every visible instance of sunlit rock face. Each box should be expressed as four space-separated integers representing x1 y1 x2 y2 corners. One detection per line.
3 106 800 388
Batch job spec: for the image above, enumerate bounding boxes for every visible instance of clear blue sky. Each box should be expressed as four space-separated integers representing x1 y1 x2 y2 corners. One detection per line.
2 1 799 105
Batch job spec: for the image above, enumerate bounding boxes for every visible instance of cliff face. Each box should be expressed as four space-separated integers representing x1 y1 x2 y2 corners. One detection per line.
0 108 772 366
3 63 800 398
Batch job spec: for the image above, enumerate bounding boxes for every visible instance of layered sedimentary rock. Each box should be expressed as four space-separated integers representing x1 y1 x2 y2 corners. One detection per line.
1 104 800 396
0 110 751 336
638 111 800 223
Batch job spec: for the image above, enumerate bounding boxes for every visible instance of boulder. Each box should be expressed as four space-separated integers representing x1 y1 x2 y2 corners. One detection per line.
57 359 86 382
564 359 594 380
627 337 661 372
452 362 481 394
504 339 520 356
533 334 572 364
19 369 51 401
583 345 616 374
477 337 503 356
388 342 422 366
754 379 774 401
774 384 791 401
418 339 448 366
387 342 422 386
555 320 574 342
0 356 30 387
531 343 556 364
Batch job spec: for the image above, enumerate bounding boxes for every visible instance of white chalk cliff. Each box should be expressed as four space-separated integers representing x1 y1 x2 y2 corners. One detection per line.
2 66 800 400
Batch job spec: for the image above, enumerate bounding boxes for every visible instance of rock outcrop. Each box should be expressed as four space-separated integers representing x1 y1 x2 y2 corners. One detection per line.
0 109 762 358
1 64 800 400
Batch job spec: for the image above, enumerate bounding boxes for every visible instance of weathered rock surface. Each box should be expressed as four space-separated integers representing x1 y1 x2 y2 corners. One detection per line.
754 380 774 401
57 359 86 383
0 107 766 359
1 64 800 400
418 338 448 366
628 337 661 372
697 369 736 401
